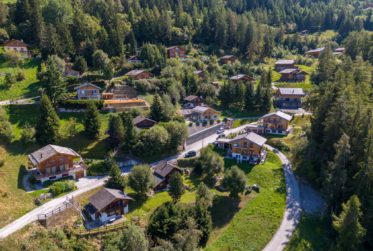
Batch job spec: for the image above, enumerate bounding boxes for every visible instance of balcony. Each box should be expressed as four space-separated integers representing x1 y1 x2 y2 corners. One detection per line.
33 162 87 180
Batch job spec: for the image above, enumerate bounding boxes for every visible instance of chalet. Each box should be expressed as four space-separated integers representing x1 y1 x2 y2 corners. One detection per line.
275 59 296 71
219 55 237 64
85 188 133 223
125 69 152 80
27 145 86 183
216 132 267 164
230 74 255 83
75 83 101 100
184 95 202 108
166 46 186 59
153 161 182 191
275 87 305 109
127 55 142 63
193 70 205 78
104 85 138 100
333 47 345 56
65 65 81 78
187 106 220 122
306 47 325 58
4 39 31 58
279 68 307 82
261 111 293 135
103 99 149 112
133 116 156 129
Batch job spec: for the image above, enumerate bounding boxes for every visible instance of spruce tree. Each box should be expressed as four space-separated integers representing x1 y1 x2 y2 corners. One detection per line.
150 94 164 122
168 172 184 202
105 155 125 190
244 83 255 112
333 195 366 251
121 112 137 153
35 95 60 144
43 55 66 105
84 103 101 139
107 114 124 147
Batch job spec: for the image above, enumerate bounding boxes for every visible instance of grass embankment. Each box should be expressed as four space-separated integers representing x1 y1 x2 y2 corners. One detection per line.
0 57 41 101
206 152 286 251
0 105 111 227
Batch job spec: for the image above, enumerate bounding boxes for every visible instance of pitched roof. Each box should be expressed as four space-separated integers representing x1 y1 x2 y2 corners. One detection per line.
230 74 254 81
184 95 199 102
192 106 219 114
125 69 147 76
306 47 325 53
167 45 184 50
74 83 101 90
220 55 235 60
279 68 298 74
4 39 28 48
277 87 305 96
153 161 180 178
275 59 295 65
133 116 156 126
262 111 293 121
28 145 80 166
89 188 133 212
230 132 267 147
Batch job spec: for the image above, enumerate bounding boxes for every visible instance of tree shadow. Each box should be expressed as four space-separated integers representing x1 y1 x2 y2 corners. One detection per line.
210 194 240 229
273 167 286 194
127 193 149 212
17 164 27 190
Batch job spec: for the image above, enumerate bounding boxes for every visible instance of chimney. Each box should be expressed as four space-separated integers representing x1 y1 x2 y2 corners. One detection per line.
40 153 43 159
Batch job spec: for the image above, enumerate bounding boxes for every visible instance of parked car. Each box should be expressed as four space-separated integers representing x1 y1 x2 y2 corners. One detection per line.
185 150 197 158
216 133 226 139
217 127 225 134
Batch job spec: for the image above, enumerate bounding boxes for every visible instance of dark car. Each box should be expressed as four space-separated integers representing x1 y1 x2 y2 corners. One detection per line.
185 150 197 158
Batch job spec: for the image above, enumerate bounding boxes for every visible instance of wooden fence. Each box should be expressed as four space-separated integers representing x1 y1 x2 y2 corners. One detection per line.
75 221 130 236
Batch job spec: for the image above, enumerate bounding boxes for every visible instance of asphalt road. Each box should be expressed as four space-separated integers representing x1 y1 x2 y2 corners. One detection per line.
0 123 318 250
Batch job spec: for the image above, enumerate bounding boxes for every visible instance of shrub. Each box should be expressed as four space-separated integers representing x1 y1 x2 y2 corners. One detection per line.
177 157 197 167
21 124 36 144
0 159 4 167
4 72 15 88
267 138 290 152
58 99 104 110
16 71 25 81
87 160 108 176
49 180 77 196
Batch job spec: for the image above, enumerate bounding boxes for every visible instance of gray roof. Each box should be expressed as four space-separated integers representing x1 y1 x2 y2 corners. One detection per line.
184 95 199 102
230 74 254 81
74 83 101 90
153 161 180 178
229 132 267 147
192 106 210 113
133 116 156 126
262 111 292 121
125 69 146 76
89 188 133 212
278 88 305 96
275 59 295 65
220 55 235 60
279 68 298 74
28 145 80 166
306 47 325 53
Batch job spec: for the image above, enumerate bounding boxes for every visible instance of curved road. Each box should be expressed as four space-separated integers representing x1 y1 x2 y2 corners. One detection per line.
0 124 304 251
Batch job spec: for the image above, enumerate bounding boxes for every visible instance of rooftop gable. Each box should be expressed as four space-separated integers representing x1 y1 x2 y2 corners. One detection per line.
262 111 293 121
89 188 133 212
28 145 80 166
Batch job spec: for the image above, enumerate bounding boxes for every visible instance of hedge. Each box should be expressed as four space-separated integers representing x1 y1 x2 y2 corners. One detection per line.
177 157 197 168
49 180 77 196
59 99 104 110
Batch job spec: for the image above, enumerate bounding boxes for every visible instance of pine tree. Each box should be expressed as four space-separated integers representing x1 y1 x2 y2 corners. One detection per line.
121 112 137 152
84 103 101 139
244 83 255 112
35 95 60 144
43 55 66 105
107 114 124 147
324 133 350 212
105 154 125 190
333 195 366 251
168 172 184 202
150 94 164 122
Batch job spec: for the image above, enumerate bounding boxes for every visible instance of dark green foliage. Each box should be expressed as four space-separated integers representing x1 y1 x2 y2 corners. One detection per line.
105 155 126 190
121 112 137 153
42 55 66 104
196 182 214 209
128 165 153 196
58 100 104 110
140 43 165 69
222 166 246 198
0 108 13 144
244 83 255 112
150 94 167 122
107 114 124 147
73 56 87 73
84 103 101 139
35 95 60 144
333 195 366 251
133 125 170 158
168 172 184 202
119 225 149 251
162 121 188 150
195 147 224 182
194 204 212 245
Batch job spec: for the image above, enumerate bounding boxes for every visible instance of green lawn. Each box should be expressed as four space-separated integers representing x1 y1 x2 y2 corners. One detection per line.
0 58 41 101
205 152 286 251
285 214 332 251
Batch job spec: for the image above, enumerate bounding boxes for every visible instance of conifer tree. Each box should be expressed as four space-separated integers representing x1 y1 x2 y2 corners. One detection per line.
168 172 184 202
35 95 60 144
150 94 164 122
84 103 100 139
105 154 125 190
107 114 124 147
43 55 66 105
121 112 137 152
244 82 255 112
333 195 366 251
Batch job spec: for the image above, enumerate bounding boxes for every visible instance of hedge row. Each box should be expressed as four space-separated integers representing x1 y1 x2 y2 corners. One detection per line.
59 99 104 109
177 157 197 167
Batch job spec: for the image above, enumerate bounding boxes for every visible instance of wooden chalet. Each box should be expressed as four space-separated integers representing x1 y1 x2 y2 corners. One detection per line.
4 39 31 58
219 55 237 64
27 145 86 183
229 74 255 83
183 95 202 107
166 46 186 59
279 68 307 82
75 83 101 100
216 132 267 164
275 59 296 72
153 161 182 191
125 69 152 80
85 188 133 223
185 106 220 122
305 47 325 58
261 111 293 135
133 116 156 129
275 87 305 109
